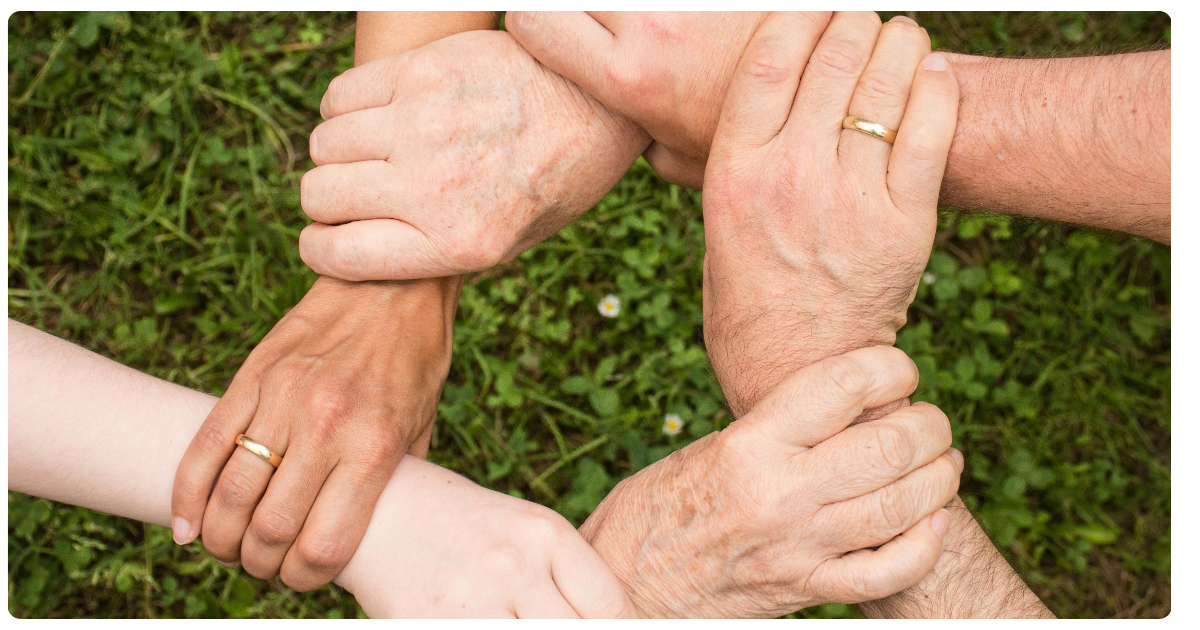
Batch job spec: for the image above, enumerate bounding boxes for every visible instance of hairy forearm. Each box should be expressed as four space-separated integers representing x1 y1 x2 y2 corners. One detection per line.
859 497 1053 618
941 50 1169 242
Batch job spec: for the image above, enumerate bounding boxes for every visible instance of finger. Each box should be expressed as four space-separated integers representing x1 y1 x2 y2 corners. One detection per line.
200 418 289 564
786 11 882 150
279 461 394 592
514 589 582 619
810 509 950 603
819 448 963 551
643 142 705 190
239 444 333 580
320 54 405 119
838 15 931 176
851 397 909 426
171 381 260 546
804 402 953 503
886 51 960 216
712 11 829 153
506 12 617 105
300 161 402 224
298 220 448 281
308 107 399 166
550 535 638 618
732 346 920 449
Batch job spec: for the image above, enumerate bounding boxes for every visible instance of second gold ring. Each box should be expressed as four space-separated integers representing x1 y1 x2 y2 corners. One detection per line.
236 434 283 468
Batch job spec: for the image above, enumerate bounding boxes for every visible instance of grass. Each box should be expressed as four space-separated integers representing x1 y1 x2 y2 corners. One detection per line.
7 11 1170 619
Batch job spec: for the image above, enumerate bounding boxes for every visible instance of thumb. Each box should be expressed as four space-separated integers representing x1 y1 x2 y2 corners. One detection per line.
886 51 960 217
731 346 920 449
506 12 619 106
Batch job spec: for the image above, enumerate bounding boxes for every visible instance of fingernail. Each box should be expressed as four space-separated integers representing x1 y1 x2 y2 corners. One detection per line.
931 509 951 537
172 517 194 545
889 15 919 26
948 447 965 472
219 560 239 569
922 53 949 72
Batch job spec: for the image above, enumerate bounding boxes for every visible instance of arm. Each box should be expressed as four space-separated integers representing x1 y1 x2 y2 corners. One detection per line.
170 11 495 591
576 12 1052 618
354 11 499 65
858 498 1053 618
699 13 1053 619
939 51 1169 243
507 12 1170 243
8 320 634 618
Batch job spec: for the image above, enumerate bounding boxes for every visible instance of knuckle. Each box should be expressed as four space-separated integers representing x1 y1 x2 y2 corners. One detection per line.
319 75 343 119
854 70 906 106
874 483 910 531
922 403 953 445
743 39 795 84
215 467 261 509
295 532 354 573
308 385 354 420
810 39 867 80
606 59 653 100
451 225 506 272
871 423 915 472
641 12 683 41
823 355 871 400
325 231 361 276
484 539 529 575
250 508 303 548
899 136 945 166
196 422 231 455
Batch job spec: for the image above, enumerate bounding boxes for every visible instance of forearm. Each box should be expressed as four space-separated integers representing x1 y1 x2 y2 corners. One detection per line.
941 50 1170 243
354 11 499 64
301 11 494 451
859 497 1053 618
8 320 422 599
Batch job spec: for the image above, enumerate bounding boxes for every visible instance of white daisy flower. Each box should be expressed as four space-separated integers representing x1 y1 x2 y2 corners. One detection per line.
597 294 621 318
662 413 684 437
922 272 937 285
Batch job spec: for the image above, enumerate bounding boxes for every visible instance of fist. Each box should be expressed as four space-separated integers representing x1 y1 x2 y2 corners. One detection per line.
299 30 648 280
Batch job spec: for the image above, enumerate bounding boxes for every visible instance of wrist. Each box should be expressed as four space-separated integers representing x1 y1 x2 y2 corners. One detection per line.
309 275 462 331
708 317 901 418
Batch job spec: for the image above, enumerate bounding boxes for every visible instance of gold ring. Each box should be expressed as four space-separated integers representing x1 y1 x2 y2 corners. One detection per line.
842 116 897 144
236 434 283 468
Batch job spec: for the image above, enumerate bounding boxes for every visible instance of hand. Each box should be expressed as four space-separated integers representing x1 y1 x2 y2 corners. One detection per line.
581 346 962 617
701 12 959 416
338 456 635 618
298 29 649 281
507 11 782 189
171 276 460 590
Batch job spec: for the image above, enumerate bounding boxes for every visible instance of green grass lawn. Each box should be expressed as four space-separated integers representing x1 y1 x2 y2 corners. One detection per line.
7 11 1170 619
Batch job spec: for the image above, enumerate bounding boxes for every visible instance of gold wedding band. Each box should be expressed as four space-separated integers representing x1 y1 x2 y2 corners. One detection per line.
842 116 897 145
236 434 283 468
